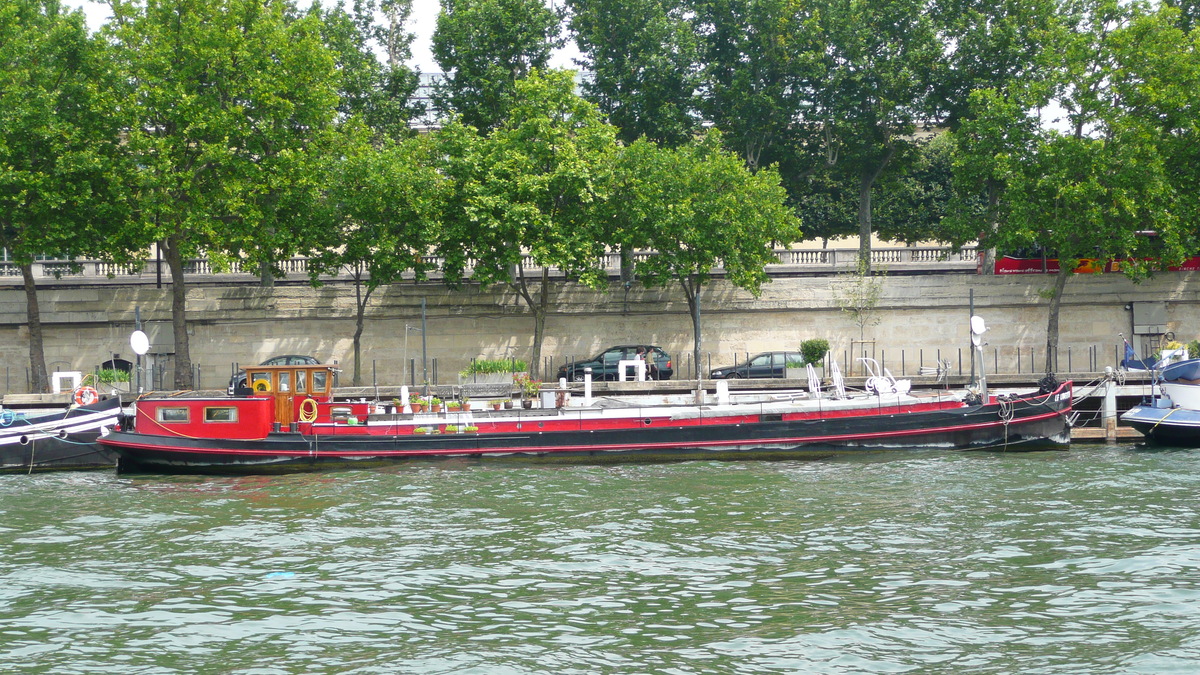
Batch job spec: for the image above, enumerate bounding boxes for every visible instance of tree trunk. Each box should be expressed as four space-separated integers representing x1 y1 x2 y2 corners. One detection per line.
510 265 548 380
530 268 549 379
1044 267 1071 374
979 182 1001 276
682 276 702 380
21 263 49 393
259 258 274 289
352 274 366 386
856 148 897 274
857 173 874 273
162 235 193 389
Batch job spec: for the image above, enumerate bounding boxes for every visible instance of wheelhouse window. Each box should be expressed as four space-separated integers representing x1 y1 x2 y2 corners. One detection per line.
157 407 189 423
204 407 238 423
250 372 271 392
312 370 328 393
296 372 307 393
278 372 291 393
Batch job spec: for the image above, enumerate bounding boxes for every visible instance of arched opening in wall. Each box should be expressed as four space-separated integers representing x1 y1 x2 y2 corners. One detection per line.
101 358 133 374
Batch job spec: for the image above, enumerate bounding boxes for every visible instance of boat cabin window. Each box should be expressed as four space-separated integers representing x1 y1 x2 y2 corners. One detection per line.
312 370 328 393
278 372 291 393
250 372 272 392
157 407 189 423
204 407 238 423
296 372 307 393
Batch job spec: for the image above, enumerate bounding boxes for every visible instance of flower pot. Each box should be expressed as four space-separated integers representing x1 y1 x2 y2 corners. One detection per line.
411 403 424 413
462 403 471 412
522 400 533 409
504 400 514 409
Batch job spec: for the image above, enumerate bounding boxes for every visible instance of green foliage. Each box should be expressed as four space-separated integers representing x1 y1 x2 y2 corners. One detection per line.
435 69 619 376
108 0 340 387
315 0 422 139
800 339 831 367
568 0 699 147
605 128 802 372
460 358 528 376
431 0 564 130
1 0 134 391
96 368 131 384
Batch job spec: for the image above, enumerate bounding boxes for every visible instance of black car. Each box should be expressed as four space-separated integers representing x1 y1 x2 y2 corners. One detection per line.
228 355 321 393
558 345 673 382
709 351 803 379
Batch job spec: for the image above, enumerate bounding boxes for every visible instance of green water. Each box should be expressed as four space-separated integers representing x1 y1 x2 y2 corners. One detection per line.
2 446 1199 674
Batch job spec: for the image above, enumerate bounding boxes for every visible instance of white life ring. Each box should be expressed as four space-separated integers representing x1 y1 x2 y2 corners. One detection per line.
74 386 99 406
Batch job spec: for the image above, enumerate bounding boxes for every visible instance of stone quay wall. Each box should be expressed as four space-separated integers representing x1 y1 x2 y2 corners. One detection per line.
1 272 1197 392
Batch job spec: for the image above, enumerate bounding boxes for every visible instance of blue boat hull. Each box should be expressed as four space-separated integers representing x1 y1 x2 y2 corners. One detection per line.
1121 403 1200 446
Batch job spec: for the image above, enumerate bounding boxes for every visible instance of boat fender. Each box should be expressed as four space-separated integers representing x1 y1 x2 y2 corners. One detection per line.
74 386 99 406
299 398 318 423
253 380 271 393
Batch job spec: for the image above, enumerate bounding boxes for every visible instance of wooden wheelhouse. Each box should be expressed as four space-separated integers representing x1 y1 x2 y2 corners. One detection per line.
242 364 337 427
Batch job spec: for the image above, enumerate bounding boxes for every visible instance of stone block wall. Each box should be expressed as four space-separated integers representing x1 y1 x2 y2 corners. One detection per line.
1 272 1197 392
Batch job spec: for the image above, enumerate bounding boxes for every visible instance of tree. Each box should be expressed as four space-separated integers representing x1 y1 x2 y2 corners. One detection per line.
107 0 339 388
1 0 132 392
835 257 885 342
305 127 445 386
317 0 422 140
818 0 942 271
692 0 831 177
567 0 700 147
435 70 618 377
874 132 961 245
946 1 1197 374
431 0 563 131
608 130 802 378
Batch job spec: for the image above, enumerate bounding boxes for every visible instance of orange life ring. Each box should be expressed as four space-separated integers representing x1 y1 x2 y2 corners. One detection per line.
74 386 99 406
299 398 318 423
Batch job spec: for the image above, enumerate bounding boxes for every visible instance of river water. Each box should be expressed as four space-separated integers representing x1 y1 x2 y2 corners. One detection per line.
2 445 1199 674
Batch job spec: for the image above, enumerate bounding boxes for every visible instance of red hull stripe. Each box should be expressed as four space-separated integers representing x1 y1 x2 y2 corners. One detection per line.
104 409 1066 459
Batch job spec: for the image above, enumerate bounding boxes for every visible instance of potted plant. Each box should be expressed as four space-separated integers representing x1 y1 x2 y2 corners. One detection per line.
800 338 831 374
461 396 471 412
490 399 503 411
444 424 459 433
447 400 462 412
464 425 479 433
409 393 424 413
515 373 541 408
429 397 443 413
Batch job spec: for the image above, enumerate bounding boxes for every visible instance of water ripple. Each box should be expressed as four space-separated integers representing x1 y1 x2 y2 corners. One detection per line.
3 448 1200 673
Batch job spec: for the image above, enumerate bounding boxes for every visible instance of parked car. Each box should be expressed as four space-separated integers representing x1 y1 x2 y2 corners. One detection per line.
558 345 673 382
709 351 803 379
228 355 321 393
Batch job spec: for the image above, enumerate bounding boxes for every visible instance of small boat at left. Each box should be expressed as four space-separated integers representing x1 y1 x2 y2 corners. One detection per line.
0 395 122 473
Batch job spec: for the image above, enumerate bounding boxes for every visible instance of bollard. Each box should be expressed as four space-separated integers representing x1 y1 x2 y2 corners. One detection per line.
1103 369 1117 442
